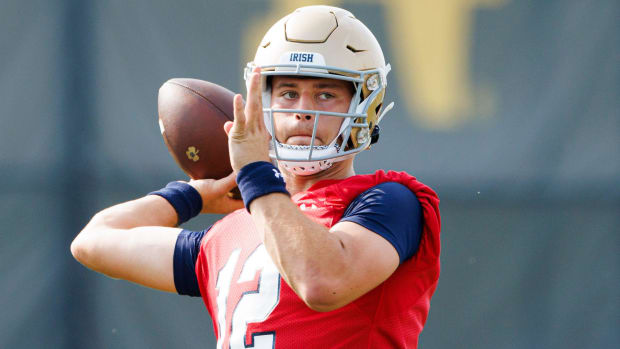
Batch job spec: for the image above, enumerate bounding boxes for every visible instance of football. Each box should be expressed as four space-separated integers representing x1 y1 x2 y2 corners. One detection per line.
158 78 241 199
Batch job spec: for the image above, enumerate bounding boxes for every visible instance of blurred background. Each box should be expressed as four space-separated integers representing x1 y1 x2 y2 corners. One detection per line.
1 0 618 348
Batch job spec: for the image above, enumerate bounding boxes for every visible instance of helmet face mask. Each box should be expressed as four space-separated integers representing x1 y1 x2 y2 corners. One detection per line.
245 5 394 175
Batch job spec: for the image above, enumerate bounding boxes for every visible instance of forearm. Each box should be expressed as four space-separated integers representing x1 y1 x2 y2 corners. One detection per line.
84 195 178 231
250 193 349 309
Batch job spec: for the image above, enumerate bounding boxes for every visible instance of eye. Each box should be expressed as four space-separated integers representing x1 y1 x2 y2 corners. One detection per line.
282 91 298 99
318 92 334 100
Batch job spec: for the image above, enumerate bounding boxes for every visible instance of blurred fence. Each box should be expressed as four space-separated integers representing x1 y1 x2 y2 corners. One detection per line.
1 1 618 348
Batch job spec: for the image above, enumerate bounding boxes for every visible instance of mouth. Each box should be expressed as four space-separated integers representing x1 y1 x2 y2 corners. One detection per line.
285 135 322 146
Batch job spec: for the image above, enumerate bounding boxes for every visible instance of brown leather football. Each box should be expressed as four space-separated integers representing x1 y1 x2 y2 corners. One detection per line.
158 78 241 199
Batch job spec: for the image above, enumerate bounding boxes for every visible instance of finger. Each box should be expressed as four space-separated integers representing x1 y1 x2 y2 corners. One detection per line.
228 198 245 209
231 94 246 134
223 121 233 136
212 171 239 194
220 196 245 213
245 67 263 130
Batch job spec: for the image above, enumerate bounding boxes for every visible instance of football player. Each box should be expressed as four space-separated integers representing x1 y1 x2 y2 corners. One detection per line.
71 6 440 348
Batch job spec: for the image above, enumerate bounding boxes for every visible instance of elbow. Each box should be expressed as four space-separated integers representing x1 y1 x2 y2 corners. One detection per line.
71 223 103 268
70 230 121 280
299 281 348 312
71 213 106 265
304 300 340 313
70 232 91 265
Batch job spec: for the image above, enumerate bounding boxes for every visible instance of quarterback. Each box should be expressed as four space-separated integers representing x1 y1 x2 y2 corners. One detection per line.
71 6 440 348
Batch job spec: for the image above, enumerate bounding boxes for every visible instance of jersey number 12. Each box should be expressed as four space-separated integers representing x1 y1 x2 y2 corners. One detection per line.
215 245 281 349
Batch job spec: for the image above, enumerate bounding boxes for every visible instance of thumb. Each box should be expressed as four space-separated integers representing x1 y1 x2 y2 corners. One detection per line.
223 121 233 136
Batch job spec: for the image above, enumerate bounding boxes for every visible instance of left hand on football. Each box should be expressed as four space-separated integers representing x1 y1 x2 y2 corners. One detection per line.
188 172 245 214
224 67 271 173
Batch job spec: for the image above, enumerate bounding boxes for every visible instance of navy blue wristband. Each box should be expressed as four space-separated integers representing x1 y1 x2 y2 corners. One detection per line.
148 181 203 225
237 161 289 212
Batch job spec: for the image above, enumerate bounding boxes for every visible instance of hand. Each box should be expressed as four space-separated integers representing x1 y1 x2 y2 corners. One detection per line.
188 172 244 214
224 67 271 173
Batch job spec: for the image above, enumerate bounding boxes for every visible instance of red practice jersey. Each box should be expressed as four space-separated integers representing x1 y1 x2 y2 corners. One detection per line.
195 170 441 348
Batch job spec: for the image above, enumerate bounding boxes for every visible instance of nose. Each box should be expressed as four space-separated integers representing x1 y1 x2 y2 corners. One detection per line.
296 113 313 121
295 92 314 121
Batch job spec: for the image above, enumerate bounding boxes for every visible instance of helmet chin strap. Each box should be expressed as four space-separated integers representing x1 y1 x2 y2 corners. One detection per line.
273 143 342 176
279 158 334 176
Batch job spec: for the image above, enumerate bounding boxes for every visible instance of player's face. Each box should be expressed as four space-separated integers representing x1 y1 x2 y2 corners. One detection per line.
270 76 354 146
